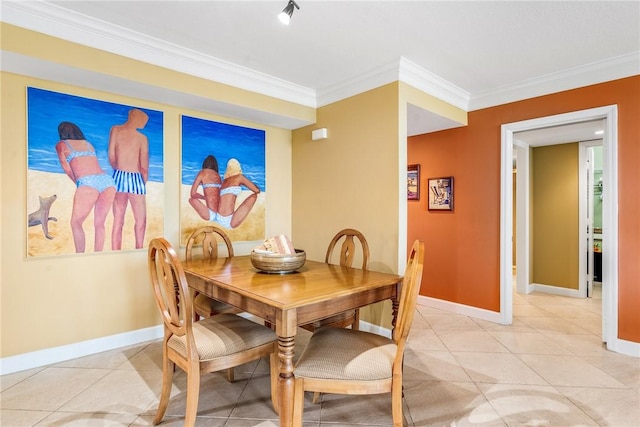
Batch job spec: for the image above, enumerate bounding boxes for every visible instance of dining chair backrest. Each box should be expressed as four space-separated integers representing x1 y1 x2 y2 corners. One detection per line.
149 237 278 427
291 239 425 426
185 225 234 261
325 228 370 270
299 228 370 332
148 237 194 347
393 239 425 344
185 226 239 323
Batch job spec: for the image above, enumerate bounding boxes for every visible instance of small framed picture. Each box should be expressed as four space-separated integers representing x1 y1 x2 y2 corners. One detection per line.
407 164 420 200
428 177 454 211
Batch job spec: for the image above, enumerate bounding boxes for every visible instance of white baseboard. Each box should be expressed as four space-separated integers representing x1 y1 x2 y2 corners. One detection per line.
359 320 392 338
417 295 502 324
530 283 582 298
608 337 640 357
0 325 163 375
4 304 634 376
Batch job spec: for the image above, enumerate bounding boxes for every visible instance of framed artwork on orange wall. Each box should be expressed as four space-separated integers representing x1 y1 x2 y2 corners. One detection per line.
428 176 454 211
407 164 420 200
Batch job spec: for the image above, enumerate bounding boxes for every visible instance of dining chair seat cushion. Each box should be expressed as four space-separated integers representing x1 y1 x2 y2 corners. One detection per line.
194 293 237 315
295 327 397 381
168 313 277 361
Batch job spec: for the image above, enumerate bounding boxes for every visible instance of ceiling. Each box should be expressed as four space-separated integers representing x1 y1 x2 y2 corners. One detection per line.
515 119 605 147
2 1 639 138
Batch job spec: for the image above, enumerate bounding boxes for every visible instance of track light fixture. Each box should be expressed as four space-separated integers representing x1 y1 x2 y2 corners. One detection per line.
278 0 299 25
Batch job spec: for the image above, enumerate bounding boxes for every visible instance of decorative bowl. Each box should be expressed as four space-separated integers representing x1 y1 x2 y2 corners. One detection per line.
250 249 306 274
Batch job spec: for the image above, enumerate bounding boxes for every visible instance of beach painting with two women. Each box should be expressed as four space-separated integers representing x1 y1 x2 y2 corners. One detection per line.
181 115 265 245
26 87 164 257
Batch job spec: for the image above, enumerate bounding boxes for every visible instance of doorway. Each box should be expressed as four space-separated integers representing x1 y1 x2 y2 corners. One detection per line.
584 142 604 298
513 133 603 299
500 105 619 349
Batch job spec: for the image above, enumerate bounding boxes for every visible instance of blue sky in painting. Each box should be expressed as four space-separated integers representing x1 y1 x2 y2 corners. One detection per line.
27 87 164 182
181 115 265 191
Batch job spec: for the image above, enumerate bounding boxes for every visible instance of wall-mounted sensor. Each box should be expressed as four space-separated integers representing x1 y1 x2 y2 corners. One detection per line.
312 128 328 140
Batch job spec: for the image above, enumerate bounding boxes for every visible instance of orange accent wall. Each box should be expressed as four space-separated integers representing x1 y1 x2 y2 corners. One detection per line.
408 76 640 343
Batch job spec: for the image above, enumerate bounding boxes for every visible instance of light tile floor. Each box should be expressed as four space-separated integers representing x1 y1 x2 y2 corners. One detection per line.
2 285 639 426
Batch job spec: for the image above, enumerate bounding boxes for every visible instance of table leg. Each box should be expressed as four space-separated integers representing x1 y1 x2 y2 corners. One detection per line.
277 335 295 426
391 291 400 330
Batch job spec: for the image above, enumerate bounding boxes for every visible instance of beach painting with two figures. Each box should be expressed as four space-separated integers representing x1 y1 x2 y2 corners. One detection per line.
26 87 164 257
180 115 266 245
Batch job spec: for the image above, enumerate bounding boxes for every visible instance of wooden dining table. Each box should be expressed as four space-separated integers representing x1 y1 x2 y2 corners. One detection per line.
183 255 403 427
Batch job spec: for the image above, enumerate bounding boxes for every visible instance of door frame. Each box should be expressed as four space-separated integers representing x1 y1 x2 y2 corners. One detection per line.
500 105 618 347
581 141 601 299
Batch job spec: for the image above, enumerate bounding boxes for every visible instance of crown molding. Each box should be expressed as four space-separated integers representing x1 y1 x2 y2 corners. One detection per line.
398 57 471 111
316 57 471 112
3 1 637 117
2 1 469 112
316 59 400 107
1 1 317 108
469 52 640 111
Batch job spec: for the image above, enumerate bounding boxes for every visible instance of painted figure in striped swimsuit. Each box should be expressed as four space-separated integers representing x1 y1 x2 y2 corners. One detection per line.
108 108 149 250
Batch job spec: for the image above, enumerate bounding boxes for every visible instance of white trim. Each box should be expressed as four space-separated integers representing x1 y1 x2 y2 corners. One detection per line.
398 57 470 111
0 325 163 375
578 142 589 298
318 57 471 111
359 321 392 339
500 125 514 324
470 52 640 111
601 107 619 345
530 283 582 298
607 338 640 358
4 1 633 115
1 1 317 108
317 59 399 108
581 140 603 298
502 105 624 353
513 140 531 295
417 296 503 324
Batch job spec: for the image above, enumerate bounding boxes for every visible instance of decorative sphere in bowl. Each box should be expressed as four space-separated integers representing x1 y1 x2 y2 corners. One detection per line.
250 249 306 274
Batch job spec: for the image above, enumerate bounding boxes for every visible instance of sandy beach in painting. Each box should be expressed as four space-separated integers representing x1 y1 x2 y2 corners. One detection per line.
27 170 265 257
178 182 265 246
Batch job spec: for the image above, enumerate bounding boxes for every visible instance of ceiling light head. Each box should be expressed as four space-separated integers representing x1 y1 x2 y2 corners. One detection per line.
278 0 300 25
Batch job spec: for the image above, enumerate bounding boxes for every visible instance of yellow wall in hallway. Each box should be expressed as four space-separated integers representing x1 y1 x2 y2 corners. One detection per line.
532 143 580 289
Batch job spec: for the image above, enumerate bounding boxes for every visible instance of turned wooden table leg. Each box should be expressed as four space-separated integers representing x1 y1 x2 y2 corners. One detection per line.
391 283 400 330
276 309 297 427
277 335 295 426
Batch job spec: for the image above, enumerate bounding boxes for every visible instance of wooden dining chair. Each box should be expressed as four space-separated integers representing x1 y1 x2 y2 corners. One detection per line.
291 239 425 427
185 226 240 320
300 228 370 332
148 237 278 427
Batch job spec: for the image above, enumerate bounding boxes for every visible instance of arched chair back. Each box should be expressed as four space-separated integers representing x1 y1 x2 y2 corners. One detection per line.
292 240 425 426
185 226 239 319
185 226 241 381
148 237 277 427
301 228 370 332
324 228 370 270
186 225 234 261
